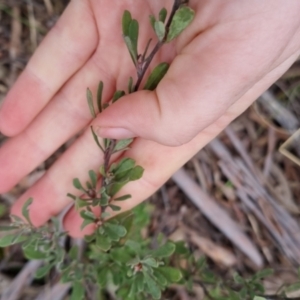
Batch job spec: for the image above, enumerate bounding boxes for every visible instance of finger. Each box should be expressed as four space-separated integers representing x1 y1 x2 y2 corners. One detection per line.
95 15 300 146
0 56 115 193
9 125 123 226
0 0 98 136
10 90 233 230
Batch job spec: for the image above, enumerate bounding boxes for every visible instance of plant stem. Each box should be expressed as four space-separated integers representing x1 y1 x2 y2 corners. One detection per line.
102 139 116 189
134 0 187 91
98 0 188 216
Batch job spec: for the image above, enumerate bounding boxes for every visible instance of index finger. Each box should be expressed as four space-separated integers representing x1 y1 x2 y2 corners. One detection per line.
0 0 98 136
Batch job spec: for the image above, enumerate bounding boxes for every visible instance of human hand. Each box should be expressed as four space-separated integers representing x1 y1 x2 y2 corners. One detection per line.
0 0 299 237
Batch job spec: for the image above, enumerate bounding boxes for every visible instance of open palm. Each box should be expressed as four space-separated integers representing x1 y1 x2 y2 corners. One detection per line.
0 0 300 237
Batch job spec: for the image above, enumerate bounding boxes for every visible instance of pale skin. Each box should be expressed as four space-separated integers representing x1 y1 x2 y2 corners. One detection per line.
0 0 300 237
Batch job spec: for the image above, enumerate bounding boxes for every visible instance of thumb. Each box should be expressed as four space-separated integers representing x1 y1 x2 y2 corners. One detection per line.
95 87 198 147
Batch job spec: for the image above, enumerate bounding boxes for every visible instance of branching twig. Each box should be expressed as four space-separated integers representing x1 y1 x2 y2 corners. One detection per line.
134 0 187 91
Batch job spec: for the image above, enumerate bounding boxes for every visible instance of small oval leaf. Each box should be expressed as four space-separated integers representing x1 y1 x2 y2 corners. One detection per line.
22 198 33 225
122 10 132 36
154 21 165 41
86 88 96 118
97 81 104 113
151 242 175 258
128 19 139 59
143 62 169 91
159 8 167 23
166 7 195 42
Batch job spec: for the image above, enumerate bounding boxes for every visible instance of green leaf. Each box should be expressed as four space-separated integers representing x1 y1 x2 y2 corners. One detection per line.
35 264 53 279
10 215 24 223
114 158 136 175
144 272 161 299
96 234 112 251
84 233 95 243
159 8 167 23
22 198 33 225
122 10 132 36
114 194 131 201
99 165 106 177
97 81 104 113
110 248 132 264
23 245 47 260
166 6 195 42
128 19 139 59
86 88 96 118
91 126 105 152
126 240 142 256
196 256 207 269
109 204 121 212
112 90 126 103
101 211 111 219
73 178 84 191
128 277 138 298
114 138 133 153
233 272 244 284
67 193 76 200
151 242 175 258
124 36 137 66
157 266 182 282
128 77 134 94
142 257 158 268
108 182 127 197
0 225 19 231
80 210 96 221
0 203 7 218
105 223 127 240
80 218 95 231
286 281 300 293
97 268 109 286
149 15 156 31
174 241 189 255
86 181 92 190
252 268 274 280
0 234 27 247
88 170 97 188
143 62 169 91
153 270 168 287
75 197 89 210
69 246 79 260
99 193 110 207
154 21 165 41
71 281 85 300
136 272 144 292
129 166 144 181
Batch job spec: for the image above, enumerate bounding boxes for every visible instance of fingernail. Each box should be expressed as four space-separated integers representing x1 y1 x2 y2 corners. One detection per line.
97 127 136 139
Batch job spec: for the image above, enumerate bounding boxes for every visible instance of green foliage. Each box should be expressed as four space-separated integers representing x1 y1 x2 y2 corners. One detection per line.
166 6 195 42
113 138 133 153
112 90 126 103
90 126 105 152
144 62 169 91
122 10 139 66
86 88 96 118
97 81 104 113
154 21 165 41
21 197 33 226
159 8 167 23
